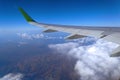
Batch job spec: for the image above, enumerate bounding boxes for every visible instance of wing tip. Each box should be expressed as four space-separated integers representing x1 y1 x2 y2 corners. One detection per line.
19 7 35 22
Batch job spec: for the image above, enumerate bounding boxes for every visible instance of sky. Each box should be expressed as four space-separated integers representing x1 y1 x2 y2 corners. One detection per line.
0 0 120 29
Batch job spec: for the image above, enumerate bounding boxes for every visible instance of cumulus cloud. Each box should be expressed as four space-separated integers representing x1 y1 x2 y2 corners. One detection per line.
32 33 44 39
17 33 63 40
48 38 120 80
0 73 23 80
17 33 32 39
17 33 44 40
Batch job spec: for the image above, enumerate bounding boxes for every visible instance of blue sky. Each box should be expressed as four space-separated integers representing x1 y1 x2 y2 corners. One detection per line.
0 0 120 29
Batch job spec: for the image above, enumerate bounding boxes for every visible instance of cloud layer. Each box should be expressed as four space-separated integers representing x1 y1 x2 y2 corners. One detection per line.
49 38 120 80
0 73 23 80
17 33 63 40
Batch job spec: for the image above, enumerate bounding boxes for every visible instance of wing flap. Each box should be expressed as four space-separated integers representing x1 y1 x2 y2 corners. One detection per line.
65 34 86 40
77 29 104 38
103 33 120 44
110 46 120 57
43 29 57 33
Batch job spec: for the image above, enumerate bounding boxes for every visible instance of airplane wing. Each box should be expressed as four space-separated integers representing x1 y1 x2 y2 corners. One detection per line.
19 7 120 57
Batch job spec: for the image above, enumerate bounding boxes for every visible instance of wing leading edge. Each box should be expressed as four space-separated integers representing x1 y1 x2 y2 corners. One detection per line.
19 7 120 57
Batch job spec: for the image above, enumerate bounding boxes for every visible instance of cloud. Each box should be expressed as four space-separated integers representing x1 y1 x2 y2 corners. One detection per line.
48 38 120 80
32 33 44 39
17 33 33 40
17 33 63 40
49 42 79 54
0 73 23 80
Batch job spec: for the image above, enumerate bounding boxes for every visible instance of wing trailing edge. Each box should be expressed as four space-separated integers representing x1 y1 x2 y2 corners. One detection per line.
65 34 86 40
110 46 120 57
43 29 57 33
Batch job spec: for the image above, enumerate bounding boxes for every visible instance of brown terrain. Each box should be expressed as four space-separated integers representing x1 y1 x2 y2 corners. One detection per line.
0 50 79 80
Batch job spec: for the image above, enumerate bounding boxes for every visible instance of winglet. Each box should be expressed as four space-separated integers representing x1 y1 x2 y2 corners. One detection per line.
19 7 35 22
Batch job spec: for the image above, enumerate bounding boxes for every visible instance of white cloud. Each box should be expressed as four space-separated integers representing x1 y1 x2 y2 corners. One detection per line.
17 33 63 40
0 73 23 80
32 34 44 39
17 33 32 40
49 42 79 54
48 38 120 80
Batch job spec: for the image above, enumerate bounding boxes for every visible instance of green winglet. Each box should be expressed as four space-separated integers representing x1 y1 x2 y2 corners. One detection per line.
19 7 35 22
